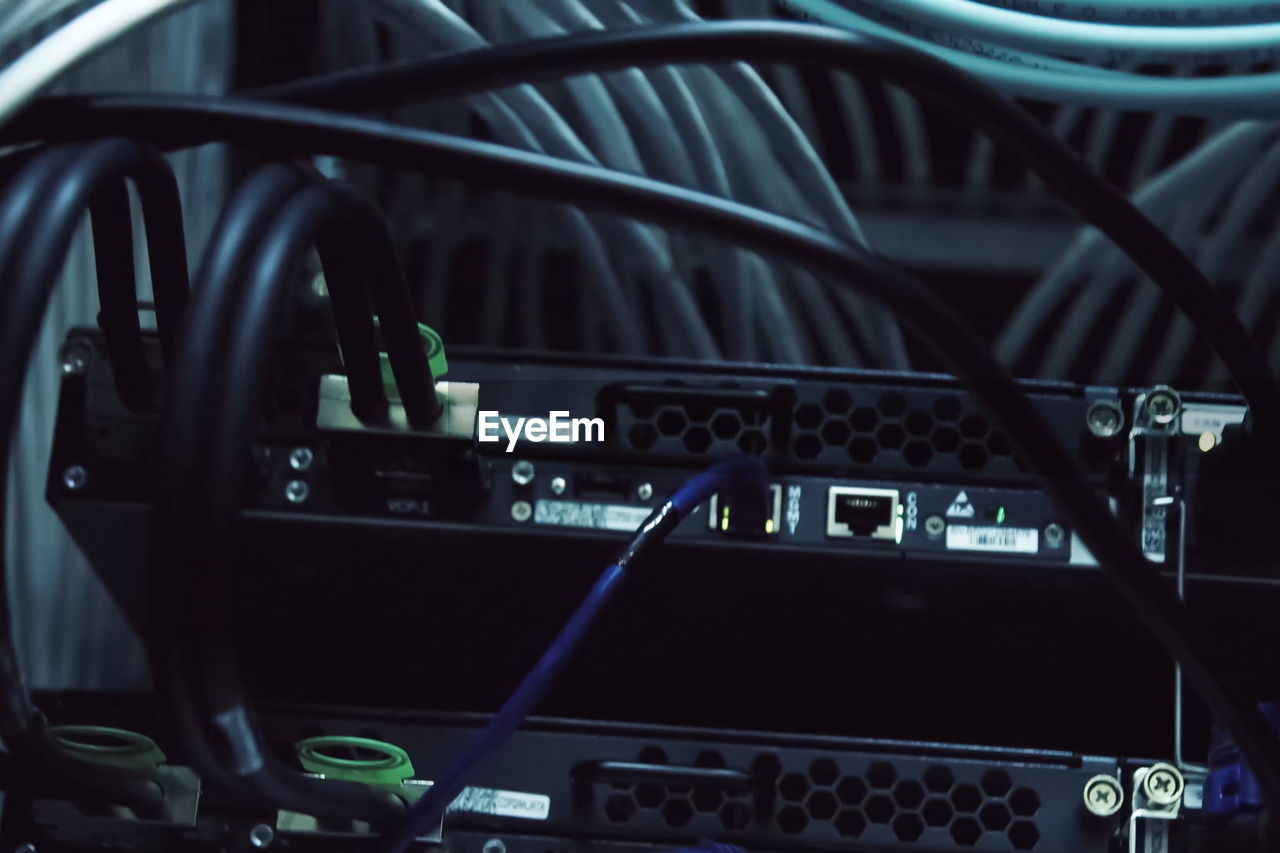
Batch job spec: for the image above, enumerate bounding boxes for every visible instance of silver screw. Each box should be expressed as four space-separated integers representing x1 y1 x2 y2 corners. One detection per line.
636 482 653 501
1145 386 1181 425
248 824 274 849
1142 763 1184 807
58 341 91 375
550 476 567 496
1044 523 1065 549
924 515 946 537
284 480 309 504
1086 401 1124 438
483 840 506 853
511 501 532 522
511 460 536 486
1082 775 1123 817
62 465 87 491
288 447 314 472
14 843 37 853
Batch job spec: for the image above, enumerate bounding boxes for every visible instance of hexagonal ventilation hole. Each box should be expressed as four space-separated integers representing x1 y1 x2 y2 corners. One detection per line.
1009 787 1040 817
905 410 934 436
795 403 823 430
950 816 982 847
836 776 868 806
779 772 810 802
751 753 783 781
809 757 840 786
923 765 955 793
719 800 750 831
867 762 898 789
692 785 723 813
958 443 989 471
893 813 925 842
934 396 962 421
822 389 853 414
959 413 988 439
821 419 851 447
712 412 741 439
923 796 953 827
893 780 925 809
657 408 688 436
661 798 693 828
980 802 1012 831
850 406 878 432
950 783 982 813
903 439 933 467
635 784 664 809
849 437 877 464
807 790 838 820
876 423 906 450
777 805 809 835
981 769 1013 797
988 431 1012 456
605 793 636 823
1009 820 1040 850
930 428 959 456
877 392 908 418
794 434 822 459
738 429 766 454
629 422 658 450
835 808 867 838
865 794 894 824
637 746 668 764
694 750 725 769
683 427 712 453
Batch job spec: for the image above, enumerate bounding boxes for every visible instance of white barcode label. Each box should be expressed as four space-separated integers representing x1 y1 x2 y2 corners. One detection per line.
534 500 652 531
450 787 551 820
945 525 1039 554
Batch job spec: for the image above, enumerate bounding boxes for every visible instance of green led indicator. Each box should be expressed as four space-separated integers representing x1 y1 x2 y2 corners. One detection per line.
995 506 1006 525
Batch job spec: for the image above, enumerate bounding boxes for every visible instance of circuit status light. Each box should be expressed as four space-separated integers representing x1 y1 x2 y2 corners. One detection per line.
995 506 1006 525
894 503 904 545
1198 431 1217 453
721 506 729 531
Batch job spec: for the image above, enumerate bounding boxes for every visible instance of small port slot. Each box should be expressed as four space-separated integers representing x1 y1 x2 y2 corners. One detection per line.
827 487 900 540
573 472 632 499
709 484 783 535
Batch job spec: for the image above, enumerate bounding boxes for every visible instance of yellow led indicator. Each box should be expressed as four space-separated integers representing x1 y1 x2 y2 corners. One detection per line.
1198 431 1217 453
721 507 729 531
766 519 775 534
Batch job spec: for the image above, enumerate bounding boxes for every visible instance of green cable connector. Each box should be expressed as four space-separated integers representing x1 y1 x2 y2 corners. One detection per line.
47 725 166 770
374 320 447 400
295 736 415 789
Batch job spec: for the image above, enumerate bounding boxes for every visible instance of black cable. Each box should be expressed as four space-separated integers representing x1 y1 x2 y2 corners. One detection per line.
0 139 192 817
155 167 415 825
10 21 1277 432
88 181 152 411
14 97 1278 807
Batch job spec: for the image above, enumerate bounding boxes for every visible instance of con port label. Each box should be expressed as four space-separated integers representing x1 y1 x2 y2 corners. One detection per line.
945 524 1038 554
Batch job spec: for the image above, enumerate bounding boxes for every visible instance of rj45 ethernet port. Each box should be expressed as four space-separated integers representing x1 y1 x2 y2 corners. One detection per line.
827 486 900 540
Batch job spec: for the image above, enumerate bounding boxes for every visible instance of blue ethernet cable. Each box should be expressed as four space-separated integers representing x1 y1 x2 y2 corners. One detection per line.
380 456 768 853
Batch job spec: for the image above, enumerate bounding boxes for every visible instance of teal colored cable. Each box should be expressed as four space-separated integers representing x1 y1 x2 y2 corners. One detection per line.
972 0 1280 25
781 0 1280 117
836 0 1280 64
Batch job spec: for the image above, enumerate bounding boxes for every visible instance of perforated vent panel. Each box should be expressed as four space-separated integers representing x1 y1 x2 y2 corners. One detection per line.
602 747 1045 850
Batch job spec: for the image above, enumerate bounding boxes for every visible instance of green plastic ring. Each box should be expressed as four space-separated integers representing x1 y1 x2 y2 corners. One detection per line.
295 736 414 786
48 725 166 769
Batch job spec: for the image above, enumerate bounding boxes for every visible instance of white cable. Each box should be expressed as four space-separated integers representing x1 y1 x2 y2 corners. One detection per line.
780 0 1280 117
972 0 1280 26
837 0 1280 65
0 0 200 128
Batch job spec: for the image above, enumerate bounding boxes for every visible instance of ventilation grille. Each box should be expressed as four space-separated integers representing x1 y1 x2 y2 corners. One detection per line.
602 748 1042 850
793 389 1025 474
621 401 772 457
